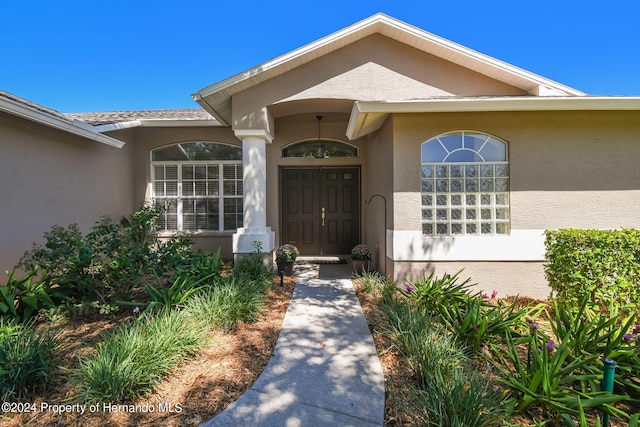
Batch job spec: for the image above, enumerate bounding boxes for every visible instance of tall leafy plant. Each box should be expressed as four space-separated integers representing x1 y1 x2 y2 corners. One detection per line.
487 329 628 421
0 268 62 323
119 271 218 317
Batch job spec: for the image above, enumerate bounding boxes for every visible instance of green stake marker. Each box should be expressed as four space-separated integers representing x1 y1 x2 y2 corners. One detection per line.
602 358 617 427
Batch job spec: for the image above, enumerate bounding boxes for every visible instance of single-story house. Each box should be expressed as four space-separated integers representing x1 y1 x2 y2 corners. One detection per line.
2 13 639 298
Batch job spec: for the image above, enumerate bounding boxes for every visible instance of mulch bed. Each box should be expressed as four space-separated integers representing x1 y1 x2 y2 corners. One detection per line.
2 276 296 427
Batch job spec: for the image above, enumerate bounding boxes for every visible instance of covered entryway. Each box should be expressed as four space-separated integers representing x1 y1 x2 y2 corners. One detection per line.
281 167 360 255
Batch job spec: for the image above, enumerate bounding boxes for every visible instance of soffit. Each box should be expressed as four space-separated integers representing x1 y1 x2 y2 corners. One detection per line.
192 13 585 126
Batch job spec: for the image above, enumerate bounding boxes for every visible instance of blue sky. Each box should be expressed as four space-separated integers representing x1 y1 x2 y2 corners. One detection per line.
1 0 638 112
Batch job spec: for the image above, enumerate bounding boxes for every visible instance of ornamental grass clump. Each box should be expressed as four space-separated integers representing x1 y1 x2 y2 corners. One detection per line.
75 310 206 403
381 281 503 426
416 368 504 427
186 273 269 331
0 319 60 401
234 252 273 283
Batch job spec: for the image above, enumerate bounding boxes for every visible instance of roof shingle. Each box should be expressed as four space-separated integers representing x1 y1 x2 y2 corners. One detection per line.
66 109 215 125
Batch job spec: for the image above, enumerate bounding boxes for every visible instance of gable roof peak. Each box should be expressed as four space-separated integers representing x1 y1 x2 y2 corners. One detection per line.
192 13 585 125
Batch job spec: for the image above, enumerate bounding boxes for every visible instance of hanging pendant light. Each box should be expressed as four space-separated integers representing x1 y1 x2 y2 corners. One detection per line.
315 115 325 158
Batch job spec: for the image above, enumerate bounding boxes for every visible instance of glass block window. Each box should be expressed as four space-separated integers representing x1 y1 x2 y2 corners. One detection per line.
421 132 509 236
151 142 243 232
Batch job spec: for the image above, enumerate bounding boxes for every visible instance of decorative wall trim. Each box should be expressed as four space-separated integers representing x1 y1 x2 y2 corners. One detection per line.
388 229 546 261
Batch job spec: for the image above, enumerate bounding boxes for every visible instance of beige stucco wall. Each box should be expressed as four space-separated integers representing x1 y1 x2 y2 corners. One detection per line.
394 261 550 300
361 116 394 273
232 34 525 130
0 112 135 275
392 110 640 231
387 110 640 295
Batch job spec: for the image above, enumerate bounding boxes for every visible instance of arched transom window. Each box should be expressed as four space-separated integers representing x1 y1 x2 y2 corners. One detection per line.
421 131 510 236
151 142 243 232
282 139 358 158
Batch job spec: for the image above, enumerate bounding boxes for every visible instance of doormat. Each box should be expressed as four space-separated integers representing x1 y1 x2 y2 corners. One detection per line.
311 259 347 265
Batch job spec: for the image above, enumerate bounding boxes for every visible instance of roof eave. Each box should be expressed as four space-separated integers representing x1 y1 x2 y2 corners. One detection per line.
138 118 223 127
347 97 640 139
192 93 230 126
0 97 125 148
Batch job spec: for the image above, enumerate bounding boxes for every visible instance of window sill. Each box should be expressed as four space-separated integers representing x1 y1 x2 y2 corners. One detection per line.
152 231 236 238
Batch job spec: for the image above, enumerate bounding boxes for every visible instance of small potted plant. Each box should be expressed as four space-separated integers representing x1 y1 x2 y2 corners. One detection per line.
351 243 372 274
275 244 299 276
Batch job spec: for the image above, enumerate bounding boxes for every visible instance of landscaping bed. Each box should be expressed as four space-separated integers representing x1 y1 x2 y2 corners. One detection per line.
1 275 296 427
354 271 640 427
3 211 640 426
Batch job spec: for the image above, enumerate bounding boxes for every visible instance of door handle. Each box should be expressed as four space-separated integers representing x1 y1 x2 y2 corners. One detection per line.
321 207 326 226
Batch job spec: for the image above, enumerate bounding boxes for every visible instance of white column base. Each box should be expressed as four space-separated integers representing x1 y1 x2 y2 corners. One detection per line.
233 227 275 254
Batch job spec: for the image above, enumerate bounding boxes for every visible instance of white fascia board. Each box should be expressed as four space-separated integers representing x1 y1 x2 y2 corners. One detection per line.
0 97 125 148
95 120 142 133
346 102 366 140
357 97 640 113
96 118 223 133
138 119 223 128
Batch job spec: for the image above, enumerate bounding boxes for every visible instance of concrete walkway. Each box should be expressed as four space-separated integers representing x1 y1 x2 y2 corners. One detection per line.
201 259 385 427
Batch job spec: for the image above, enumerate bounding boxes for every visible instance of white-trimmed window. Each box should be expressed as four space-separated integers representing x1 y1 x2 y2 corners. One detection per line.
421 131 509 235
151 142 243 232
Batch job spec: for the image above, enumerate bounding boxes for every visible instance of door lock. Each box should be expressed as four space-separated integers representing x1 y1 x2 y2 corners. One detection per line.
321 207 326 226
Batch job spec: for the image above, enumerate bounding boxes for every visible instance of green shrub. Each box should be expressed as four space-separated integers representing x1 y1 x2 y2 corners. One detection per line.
545 228 640 312
75 310 206 403
18 205 195 305
0 319 60 400
19 223 96 299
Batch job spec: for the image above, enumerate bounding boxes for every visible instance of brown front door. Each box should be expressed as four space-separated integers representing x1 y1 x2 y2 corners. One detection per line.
281 167 360 255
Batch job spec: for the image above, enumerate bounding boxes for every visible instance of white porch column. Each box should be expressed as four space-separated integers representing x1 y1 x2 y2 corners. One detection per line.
233 129 275 255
